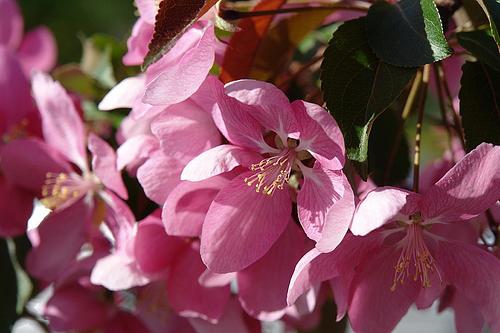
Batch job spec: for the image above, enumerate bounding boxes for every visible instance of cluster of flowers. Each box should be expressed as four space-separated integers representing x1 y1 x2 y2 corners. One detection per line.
1 0 499 332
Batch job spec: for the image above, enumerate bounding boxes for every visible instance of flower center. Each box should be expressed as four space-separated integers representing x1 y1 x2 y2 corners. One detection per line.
391 221 441 291
244 149 295 196
40 172 97 210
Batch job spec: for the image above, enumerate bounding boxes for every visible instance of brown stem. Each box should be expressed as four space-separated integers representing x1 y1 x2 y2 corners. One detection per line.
413 65 430 193
220 3 369 20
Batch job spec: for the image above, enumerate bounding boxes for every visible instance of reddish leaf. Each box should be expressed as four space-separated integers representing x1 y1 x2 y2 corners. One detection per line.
219 0 287 83
143 0 217 69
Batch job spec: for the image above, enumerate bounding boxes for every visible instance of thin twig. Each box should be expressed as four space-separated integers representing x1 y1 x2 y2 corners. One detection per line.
413 65 430 193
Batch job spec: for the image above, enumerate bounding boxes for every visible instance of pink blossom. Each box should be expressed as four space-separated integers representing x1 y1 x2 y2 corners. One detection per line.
181 77 352 273
1 72 128 281
287 143 500 333
0 0 56 75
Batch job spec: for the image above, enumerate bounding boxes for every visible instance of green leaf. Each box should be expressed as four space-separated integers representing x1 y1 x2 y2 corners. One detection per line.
0 239 18 332
459 61 500 150
368 110 411 185
476 0 500 47
457 30 500 72
81 34 119 89
53 64 105 99
366 0 452 66
320 18 416 179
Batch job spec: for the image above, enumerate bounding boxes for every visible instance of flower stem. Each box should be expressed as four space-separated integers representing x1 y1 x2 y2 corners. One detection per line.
413 65 430 193
219 2 369 20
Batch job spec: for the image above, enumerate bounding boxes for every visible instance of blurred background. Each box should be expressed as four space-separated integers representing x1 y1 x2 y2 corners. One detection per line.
18 0 136 64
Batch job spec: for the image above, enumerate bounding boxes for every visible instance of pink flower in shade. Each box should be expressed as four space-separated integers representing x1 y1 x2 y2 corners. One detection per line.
0 0 56 75
1 72 128 281
287 143 500 333
0 46 41 236
181 77 353 273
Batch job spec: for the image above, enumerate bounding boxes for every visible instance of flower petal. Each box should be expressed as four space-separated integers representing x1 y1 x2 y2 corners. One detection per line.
225 79 296 139
163 176 230 237
151 99 221 164
1 138 70 192
123 18 153 66
181 145 260 182
17 26 57 74
237 222 311 321
351 187 420 236
348 247 420 333
201 172 291 273
291 100 345 169
0 0 23 49
32 72 88 170
98 75 146 110
143 22 215 106
116 134 159 172
315 174 356 253
422 143 500 222
135 0 157 24
137 151 183 204
0 177 33 236
435 240 500 332
88 133 127 199
167 242 231 323
298 165 345 242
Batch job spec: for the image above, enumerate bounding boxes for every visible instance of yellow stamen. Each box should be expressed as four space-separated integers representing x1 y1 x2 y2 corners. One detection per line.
244 152 293 196
40 172 84 210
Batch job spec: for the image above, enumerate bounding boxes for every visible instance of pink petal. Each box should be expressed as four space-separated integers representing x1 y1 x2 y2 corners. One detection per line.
135 0 157 24
17 26 57 74
45 285 112 331
90 252 150 291
0 0 23 49
151 99 221 164
422 143 500 222
100 191 135 247
199 271 236 288
208 76 268 152
291 100 345 169
189 299 256 333
134 214 188 274
225 79 296 139
123 18 153 66
181 145 260 182
116 134 159 173
137 151 183 204
98 75 146 110
237 223 311 321
435 240 500 332
201 172 291 273
32 72 88 170
348 247 420 333
0 177 33 236
163 176 230 237
167 242 231 323
351 187 420 236
0 46 33 128
88 133 127 199
449 291 485 333
297 165 345 242
0 138 70 192
104 311 150 333
27 199 92 282
315 174 356 253
143 23 215 106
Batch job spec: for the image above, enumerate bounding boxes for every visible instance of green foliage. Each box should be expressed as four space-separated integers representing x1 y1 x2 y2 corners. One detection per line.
457 30 500 72
476 0 500 47
366 0 452 66
321 18 416 179
459 61 500 151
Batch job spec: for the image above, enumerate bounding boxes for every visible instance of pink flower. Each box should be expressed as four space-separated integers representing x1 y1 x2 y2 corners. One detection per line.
288 143 500 333
1 72 128 281
181 77 352 273
0 0 56 75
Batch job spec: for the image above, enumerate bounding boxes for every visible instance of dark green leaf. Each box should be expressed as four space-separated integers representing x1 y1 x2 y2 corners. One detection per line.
476 0 500 47
459 61 500 151
366 0 452 66
0 239 18 332
457 30 500 72
368 110 411 185
320 18 416 179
